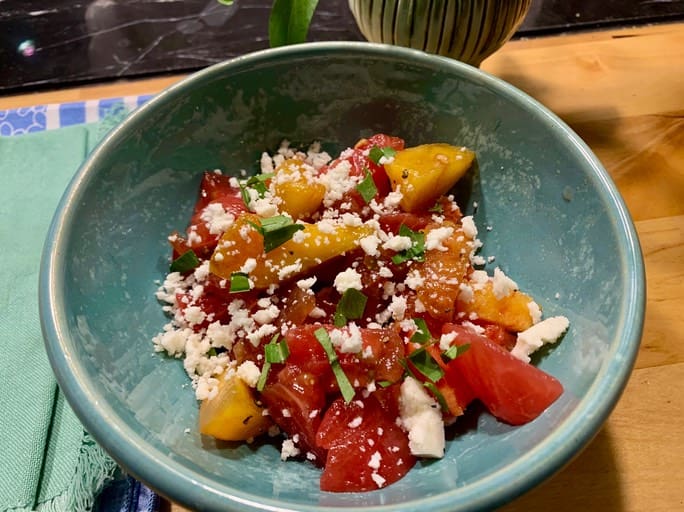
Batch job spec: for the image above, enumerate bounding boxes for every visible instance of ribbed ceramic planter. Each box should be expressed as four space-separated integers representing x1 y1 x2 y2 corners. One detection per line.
348 0 532 66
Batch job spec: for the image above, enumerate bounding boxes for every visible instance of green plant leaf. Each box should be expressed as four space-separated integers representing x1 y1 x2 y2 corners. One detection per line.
269 0 320 47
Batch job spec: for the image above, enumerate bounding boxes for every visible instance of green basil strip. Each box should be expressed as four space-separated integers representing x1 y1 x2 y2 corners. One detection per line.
368 146 397 165
264 337 290 364
391 224 426 264
406 347 444 383
410 318 432 344
248 215 305 252
170 249 200 273
356 168 378 204
239 172 274 207
314 327 355 403
423 381 450 413
333 288 368 327
256 335 287 391
229 272 251 293
269 0 320 47
443 343 471 361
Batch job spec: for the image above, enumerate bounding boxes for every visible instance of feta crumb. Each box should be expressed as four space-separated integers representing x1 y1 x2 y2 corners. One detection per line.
399 377 445 458
281 439 300 460
425 226 454 251
511 316 570 363
334 268 363 293
237 361 261 388
492 267 518 299
439 331 457 351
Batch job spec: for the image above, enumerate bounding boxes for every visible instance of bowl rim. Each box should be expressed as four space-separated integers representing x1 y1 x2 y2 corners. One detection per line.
39 40 645 512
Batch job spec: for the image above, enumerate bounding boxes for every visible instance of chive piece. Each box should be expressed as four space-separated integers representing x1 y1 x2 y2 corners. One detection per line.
256 335 287 392
207 347 218 358
216 0 234 4
407 347 444 383
229 272 251 293
377 380 394 388
314 327 355 403
356 168 378 204
264 337 290 363
423 381 450 413
239 173 274 207
391 224 426 264
170 249 200 273
333 288 368 327
410 318 432 344
248 215 305 252
368 146 397 165
443 343 471 361
429 202 444 214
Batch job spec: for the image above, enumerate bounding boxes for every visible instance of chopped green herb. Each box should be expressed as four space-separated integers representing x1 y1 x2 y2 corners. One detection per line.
256 335 288 391
406 347 444 383
216 0 234 5
423 381 450 413
314 327 355 403
443 343 470 361
368 146 397 165
264 337 290 363
248 215 304 252
356 168 378 203
207 347 218 358
377 380 395 388
429 202 444 214
239 173 274 206
170 249 200 273
391 224 426 264
229 272 251 293
333 288 368 327
410 318 432 344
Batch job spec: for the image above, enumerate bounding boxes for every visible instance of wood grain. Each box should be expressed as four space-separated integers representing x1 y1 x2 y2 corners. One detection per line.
2 21 682 512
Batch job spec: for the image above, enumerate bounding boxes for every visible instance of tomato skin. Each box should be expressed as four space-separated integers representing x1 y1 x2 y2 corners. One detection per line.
442 324 564 425
171 172 247 258
282 325 405 393
260 366 328 465
316 394 415 492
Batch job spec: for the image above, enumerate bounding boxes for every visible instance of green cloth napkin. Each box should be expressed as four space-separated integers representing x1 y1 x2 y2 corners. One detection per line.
0 122 120 511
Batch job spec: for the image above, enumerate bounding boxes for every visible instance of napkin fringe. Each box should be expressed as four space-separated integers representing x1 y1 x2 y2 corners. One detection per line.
27 432 117 512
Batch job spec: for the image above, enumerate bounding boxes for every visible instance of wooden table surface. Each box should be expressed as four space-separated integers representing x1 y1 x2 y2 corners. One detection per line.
2 22 682 512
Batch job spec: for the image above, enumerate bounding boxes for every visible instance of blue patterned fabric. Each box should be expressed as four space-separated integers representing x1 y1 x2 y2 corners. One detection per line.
0 95 153 136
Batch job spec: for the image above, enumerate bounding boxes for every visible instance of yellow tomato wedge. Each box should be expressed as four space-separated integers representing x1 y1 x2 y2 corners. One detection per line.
458 281 537 332
210 213 373 289
384 143 475 212
271 158 326 220
198 370 272 441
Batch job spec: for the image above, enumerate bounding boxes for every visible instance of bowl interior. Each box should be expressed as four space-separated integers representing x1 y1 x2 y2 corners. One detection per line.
41 43 643 512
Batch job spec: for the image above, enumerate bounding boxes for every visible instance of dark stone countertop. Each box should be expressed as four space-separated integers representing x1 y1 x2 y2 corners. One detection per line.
1 0 683 93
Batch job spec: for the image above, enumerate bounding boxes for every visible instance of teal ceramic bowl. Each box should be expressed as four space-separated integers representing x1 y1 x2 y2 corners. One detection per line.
40 42 644 511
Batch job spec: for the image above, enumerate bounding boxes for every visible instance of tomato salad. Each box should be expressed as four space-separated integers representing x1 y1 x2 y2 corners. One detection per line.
153 134 569 492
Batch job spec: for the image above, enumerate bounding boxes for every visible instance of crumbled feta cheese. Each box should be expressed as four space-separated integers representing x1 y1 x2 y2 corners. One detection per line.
461 215 477 239
399 377 445 458
237 361 261 388
492 267 518 299
281 439 300 460
439 331 457 351
200 203 235 235
334 268 363 293
383 235 413 252
425 226 454 251
511 316 570 363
